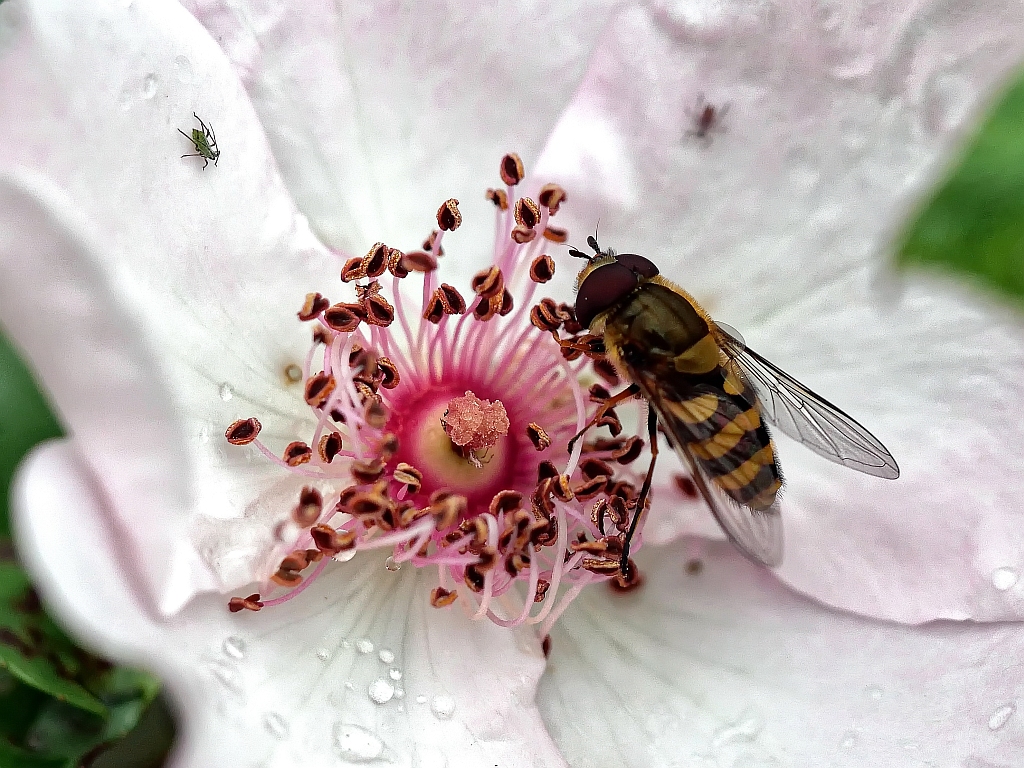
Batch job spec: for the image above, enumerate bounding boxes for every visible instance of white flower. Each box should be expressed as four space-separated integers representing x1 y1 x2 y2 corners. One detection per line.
3 1 1024 766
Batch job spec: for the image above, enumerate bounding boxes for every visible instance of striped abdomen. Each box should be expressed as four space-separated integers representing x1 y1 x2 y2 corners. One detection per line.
664 383 782 511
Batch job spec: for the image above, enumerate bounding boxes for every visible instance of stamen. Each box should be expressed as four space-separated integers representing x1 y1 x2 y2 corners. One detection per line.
225 417 261 445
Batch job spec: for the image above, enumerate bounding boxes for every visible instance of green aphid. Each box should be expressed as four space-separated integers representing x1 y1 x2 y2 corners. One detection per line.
178 112 220 170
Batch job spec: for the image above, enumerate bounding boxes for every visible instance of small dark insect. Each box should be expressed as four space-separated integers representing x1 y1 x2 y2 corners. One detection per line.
685 94 729 140
178 112 220 169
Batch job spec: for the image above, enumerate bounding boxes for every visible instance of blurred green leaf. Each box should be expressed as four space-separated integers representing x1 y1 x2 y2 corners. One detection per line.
898 70 1024 302
0 333 62 538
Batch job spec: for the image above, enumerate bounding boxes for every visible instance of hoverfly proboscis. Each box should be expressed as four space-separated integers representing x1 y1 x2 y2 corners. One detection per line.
565 236 899 575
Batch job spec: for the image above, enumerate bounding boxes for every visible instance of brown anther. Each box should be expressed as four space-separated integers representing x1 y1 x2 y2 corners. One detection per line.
575 334 606 358
498 289 513 316
471 265 505 300
597 410 623 437
225 417 261 445
298 292 330 321
534 579 550 603
536 460 558 483
306 548 324 563
423 230 445 255
581 557 621 575
387 247 409 278
228 593 263 613
514 197 541 230
364 400 388 429
611 560 643 591
462 516 489 547
293 487 323 527
511 225 537 244
473 296 498 322
430 586 459 608
572 475 608 501
685 558 704 575
560 304 583 335
393 463 423 494
355 382 377 405
613 436 644 465
284 441 313 466
363 293 395 327
336 486 359 513
475 546 498 571
526 423 551 451
485 188 509 209
529 254 555 283
588 384 612 403
537 183 567 215
580 457 613 479
304 372 336 408
542 225 568 243
318 432 343 463
499 153 525 186
376 357 400 389
340 257 367 282
464 565 486 592
272 569 303 588
423 294 445 324
552 474 574 502
311 524 357 556
323 303 364 333
312 325 333 346
436 198 462 231
279 550 310 572
541 635 552 656
560 343 583 362
378 433 400 460
362 242 389 278
430 493 467 530
489 490 524 516
674 474 699 498
570 539 608 554
351 458 386 484
529 304 560 332
593 358 620 385
348 343 367 368
349 490 391 519
403 250 439 273
437 283 467 315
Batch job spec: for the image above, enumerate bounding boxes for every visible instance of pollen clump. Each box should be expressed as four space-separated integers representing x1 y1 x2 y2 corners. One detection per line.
443 391 510 452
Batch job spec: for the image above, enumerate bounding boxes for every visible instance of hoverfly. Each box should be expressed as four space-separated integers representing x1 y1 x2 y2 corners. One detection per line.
567 236 899 574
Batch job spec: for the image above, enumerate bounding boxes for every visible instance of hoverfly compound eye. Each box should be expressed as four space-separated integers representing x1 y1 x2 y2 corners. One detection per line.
615 253 659 279
575 262 641 329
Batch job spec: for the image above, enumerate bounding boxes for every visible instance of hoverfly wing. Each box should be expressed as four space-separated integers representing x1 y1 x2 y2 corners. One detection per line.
713 323 899 479
631 372 784 568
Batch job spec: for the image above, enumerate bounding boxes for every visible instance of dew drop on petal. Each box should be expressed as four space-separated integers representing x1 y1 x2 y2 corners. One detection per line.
285 363 303 383
865 684 883 701
711 710 762 747
988 703 1015 731
355 639 374 654
316 648 331 662
174 54 193 84
368 678 395 705
416 695 427 705
840 731 857 749
334 549 357 563
263 712 289 739
222 636 246 660
430 694 456 720
344 681 354 690
209 661 242 695
389 668 402 681
394 688 405 699
991 567 1018 591
384 556 401 572
118 88 133 111
141 73 158 99
333 723 385 763
219 382 234 401
378 648 395 664
341 639 353 650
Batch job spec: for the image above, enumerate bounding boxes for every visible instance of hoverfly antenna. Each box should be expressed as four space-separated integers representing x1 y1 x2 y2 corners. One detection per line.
586 234 601 254
567 245 593 262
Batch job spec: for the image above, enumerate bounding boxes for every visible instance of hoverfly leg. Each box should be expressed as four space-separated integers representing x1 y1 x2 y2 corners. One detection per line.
566 384 641 454
620 406 659 578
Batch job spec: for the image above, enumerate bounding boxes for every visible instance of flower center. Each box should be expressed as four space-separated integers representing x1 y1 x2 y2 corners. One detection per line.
221 153 656 633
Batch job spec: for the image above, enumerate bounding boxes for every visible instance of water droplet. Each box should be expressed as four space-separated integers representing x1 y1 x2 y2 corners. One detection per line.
218 382 234 401
210 661 242 694
316 648 331 662
711 710 762 747
355 638 374 654
344 681 355 690
141 73 158 99
118 88 133 111
394 688 405 699
988 703 1015 731
222 636 246 660
174 54 193 84
992 567 1018 591
416 695 427 704
430 694 456 720
198 424 210 444
285 363 303 383
840 731 858 749
384 556 401 572
865 684 883 701
368 678 395 704
378 648 395 664
263 711 289 739
341 639 353 649
333 723 385 763
389 668 402 681
334 548 357 563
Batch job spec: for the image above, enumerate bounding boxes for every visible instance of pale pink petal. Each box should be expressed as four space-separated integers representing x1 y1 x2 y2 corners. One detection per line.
180 0 621 264
541 538 1024 768
0 0 338 608
14 439 567 768
535 2 1024 622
